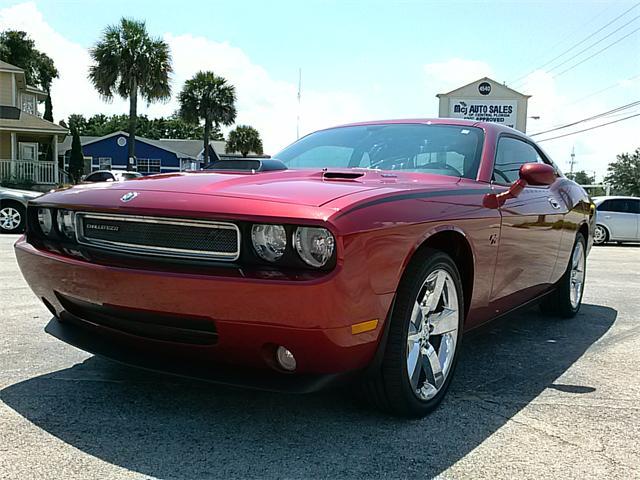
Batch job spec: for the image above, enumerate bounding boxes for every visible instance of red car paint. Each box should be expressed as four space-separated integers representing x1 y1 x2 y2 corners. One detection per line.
14 119 594 387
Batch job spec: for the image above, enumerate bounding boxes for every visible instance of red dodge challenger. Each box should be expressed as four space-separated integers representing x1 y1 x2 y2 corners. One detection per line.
15 119 594 417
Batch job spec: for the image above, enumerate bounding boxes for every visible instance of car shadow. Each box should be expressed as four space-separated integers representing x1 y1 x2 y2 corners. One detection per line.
0 303 616 479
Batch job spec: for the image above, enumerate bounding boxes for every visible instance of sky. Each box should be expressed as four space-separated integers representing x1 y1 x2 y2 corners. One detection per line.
1 0 639 180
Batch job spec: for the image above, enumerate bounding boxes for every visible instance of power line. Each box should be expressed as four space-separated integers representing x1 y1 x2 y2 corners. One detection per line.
552 24 640 78
562 72 640 107
530 100 640 136
509 2 640 85
536 113 640 142
511 2 615 81
545 14 640 76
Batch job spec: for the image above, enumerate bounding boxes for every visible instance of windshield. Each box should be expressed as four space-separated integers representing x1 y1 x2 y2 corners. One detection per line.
274 124 484 179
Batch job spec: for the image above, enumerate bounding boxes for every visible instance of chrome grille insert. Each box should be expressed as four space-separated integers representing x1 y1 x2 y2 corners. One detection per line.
75 213 240 261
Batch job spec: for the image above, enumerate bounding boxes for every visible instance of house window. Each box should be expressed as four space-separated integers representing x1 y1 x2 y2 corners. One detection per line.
21 93 36 115
137 158 161 173
98 157 112 170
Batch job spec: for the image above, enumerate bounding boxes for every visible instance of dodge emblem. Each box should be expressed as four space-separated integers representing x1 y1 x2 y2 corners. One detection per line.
120 192 138 202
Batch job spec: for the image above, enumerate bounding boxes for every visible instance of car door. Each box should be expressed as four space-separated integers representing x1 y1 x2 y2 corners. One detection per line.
598 199 639 240
634 199 640 241
489 135 567 314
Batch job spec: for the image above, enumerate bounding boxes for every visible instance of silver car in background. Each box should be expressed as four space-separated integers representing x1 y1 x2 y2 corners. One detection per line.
593 196 640 245
0 187 42 234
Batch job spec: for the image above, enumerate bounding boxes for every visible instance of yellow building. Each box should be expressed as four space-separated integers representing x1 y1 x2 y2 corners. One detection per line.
0 59 68 186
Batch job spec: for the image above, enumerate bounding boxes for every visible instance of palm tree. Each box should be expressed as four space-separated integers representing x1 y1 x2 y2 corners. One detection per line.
89 18 172 169
226 125 264 158
179 71 236 165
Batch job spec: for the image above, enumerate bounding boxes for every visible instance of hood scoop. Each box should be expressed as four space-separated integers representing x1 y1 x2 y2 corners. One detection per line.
322 171 365 181
207 158 287 173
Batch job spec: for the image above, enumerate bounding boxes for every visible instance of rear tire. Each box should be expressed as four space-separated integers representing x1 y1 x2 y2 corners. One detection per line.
363 249 464 418
540 233 586 318
593 225 608 245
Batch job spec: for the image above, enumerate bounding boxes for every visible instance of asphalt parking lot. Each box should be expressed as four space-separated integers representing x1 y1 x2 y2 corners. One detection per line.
0 234 639 479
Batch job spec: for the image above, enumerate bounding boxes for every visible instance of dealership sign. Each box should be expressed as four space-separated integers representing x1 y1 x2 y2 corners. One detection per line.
449 98 518 128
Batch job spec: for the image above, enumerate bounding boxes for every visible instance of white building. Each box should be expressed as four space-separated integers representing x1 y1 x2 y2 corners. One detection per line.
437 77 531 133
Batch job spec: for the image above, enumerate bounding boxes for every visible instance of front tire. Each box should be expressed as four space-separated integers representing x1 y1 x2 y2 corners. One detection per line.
0 203 26 234
540 233 586 318
365 249 464 418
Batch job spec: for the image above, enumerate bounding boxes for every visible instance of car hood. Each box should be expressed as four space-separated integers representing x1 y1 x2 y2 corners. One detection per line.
56 169 460 207
1 187 42 199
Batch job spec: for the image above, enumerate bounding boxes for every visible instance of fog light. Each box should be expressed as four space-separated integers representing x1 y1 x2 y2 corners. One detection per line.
275 346 297 371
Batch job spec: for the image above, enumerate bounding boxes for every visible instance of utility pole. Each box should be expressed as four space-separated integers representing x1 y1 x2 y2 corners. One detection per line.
569 146 576 178
296 68 302 139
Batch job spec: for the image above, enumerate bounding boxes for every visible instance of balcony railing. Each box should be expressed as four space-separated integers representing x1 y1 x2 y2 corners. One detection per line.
0 159 57 184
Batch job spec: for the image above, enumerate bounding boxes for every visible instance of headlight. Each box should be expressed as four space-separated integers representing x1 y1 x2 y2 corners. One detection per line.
251 224 287 262
37 208 53 237
294 227 335 267
57 210 76 239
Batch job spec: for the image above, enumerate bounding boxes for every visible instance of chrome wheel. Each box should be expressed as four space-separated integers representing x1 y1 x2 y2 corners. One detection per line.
0 207 21 232
593 225 607 245
569 241 585 309
406 268 459 401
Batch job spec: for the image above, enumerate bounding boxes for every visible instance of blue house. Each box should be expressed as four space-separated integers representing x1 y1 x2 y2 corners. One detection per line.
59 131 223 175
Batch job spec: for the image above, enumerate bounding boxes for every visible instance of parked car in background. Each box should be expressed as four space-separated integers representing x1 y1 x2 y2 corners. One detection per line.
15 119 594 418
82 170 143 183
0 187 42 234
593 196 640 245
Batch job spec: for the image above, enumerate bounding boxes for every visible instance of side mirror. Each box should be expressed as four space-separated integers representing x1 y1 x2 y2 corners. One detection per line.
483 162 557 209
519 162 556 186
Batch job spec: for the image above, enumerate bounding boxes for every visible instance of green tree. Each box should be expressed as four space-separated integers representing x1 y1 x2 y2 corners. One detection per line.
67 114 88 134
566 170 595 185
43 95 53 122
0 31 38 83
604 148 640 196
0 30 59 119
179 71 236 165
89 18 172 169
63 113 215 140
68 128 85 183
226 125 264 157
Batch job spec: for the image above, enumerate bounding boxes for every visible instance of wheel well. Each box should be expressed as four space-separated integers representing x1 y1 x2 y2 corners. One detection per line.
410 230 474 317
0 199 25 212
578 222 590 240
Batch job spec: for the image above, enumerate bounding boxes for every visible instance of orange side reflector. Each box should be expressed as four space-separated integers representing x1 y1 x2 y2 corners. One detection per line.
351 319 379 335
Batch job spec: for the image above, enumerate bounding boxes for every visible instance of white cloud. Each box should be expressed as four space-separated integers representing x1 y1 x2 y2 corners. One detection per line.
2 3 636 179
0 2 369 153
423 58 494 100
424 59 640 181
517 70 640 181
0 2 132 118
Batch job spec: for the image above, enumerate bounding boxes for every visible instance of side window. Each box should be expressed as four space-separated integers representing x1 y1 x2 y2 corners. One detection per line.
631 200 640 214
85 172 110 182
596 200 611 212
602 199 635 213
493 137 543 184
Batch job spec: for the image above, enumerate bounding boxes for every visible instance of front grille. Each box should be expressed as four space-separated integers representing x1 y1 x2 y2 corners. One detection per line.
56 293 218 345
75 213 240 261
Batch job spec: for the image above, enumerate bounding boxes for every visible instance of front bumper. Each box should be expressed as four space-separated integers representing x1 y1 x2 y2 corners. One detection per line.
15 238 392 384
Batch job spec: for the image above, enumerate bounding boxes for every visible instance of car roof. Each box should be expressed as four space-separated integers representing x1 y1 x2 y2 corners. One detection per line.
327 118 522 136
89 170 140 175
593 195 639 201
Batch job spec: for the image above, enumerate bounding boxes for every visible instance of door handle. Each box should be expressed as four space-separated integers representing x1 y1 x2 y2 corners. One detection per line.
548 198 561 209
604 215 611 219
